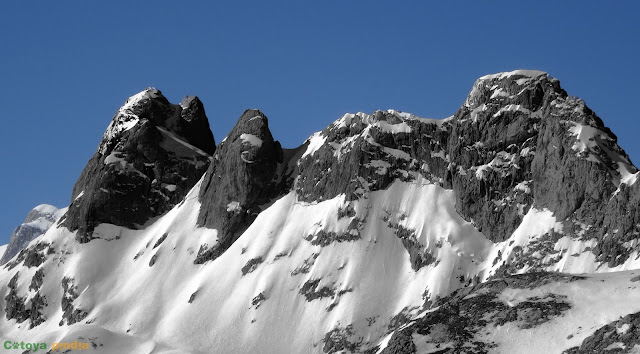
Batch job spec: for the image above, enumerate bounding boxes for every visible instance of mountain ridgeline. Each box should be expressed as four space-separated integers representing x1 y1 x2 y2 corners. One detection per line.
2 70 640 354
63 70 639 268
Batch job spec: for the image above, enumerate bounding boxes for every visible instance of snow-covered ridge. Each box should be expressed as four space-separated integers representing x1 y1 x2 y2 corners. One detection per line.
120 87 161 113
331 109 447 130
302 109 451 160
385 109 451 125
32 204 61 215
464 69 550 109
98 88 161 154
478 69 547 81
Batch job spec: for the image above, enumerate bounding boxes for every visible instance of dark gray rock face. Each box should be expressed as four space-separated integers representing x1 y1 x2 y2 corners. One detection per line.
289 81 542 244
4 273 28 322
188 70 640 272
4 241 51 271
295 110 450 203
450 71 639 261
594 181 640 266
60 277 88 326
446 72 557 241
61 88 215 242
196 109 285 264
376 272 580 354
564 311 640 353
4 272 48 328
289 71 639 270
1 205 62 265
322 325 363 354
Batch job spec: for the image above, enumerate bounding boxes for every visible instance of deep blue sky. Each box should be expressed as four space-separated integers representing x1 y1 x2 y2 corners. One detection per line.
1 2 638 245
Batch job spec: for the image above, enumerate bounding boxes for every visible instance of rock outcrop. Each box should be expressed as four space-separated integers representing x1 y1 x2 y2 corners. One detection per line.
450 71 639 267
195 109 285 263
294 110 450 203
376 272 583 354
451 70 638 245
61 88 215 242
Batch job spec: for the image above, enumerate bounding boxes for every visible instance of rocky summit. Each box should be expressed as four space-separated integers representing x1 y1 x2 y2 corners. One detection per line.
61 88 216 242
1 70 639 354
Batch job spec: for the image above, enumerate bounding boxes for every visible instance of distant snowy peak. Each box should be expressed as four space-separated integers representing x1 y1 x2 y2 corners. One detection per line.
0 204 65 265
25 204 64 224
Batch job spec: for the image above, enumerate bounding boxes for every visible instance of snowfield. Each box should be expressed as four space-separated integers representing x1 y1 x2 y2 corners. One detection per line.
1 173 639 353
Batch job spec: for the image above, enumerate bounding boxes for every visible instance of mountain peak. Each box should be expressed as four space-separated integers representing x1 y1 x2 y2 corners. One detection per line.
0 204 65 265
195 109 285 263
121 87 163 110
464 69 561 111
62 89 216 241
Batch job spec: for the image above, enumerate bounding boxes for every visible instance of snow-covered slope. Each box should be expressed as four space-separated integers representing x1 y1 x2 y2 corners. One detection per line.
1 70 639 354
377 270 640 354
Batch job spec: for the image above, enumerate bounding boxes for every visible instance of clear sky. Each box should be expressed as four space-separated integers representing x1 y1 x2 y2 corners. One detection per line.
1 1 638 245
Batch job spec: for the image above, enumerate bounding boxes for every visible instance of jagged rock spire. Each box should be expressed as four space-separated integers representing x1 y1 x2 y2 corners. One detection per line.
62 88 216 242
195 109 284 263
